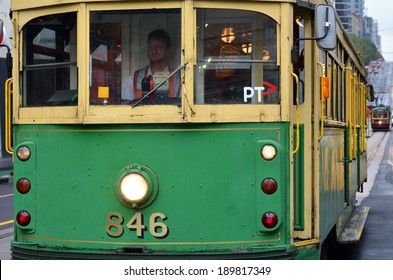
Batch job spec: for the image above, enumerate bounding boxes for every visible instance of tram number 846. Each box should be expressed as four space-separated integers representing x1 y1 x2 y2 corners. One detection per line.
105 212 169 238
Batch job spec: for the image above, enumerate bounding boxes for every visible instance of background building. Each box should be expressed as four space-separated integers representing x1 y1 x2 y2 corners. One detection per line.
335 0 381 53
335 0 364 35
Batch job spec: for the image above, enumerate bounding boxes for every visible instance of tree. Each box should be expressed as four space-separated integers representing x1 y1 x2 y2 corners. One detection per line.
349 34 382 65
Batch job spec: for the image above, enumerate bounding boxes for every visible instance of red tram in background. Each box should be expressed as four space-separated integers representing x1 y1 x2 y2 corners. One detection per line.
371 105 391 131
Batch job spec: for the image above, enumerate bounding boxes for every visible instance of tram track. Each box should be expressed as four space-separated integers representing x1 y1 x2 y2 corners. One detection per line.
367 131 389 167
0 229 13 239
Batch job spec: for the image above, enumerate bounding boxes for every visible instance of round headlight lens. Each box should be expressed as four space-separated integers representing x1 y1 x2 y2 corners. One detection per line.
116 164 159 209
120 173 149 203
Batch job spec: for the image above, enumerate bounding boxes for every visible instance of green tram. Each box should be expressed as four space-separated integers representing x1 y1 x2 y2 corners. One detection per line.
3 0 372 259
370 104 391 131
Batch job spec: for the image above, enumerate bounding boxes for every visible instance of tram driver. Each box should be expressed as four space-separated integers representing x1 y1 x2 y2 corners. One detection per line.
124 29 181 104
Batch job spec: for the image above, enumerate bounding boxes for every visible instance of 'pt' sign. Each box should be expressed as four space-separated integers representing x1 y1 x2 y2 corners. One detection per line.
244 87 265 102
243 81 278 103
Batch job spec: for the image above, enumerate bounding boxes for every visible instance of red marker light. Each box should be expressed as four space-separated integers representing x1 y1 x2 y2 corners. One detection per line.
16 210 31 226
261 178 278 194
262 212 278 228
16 178 31 194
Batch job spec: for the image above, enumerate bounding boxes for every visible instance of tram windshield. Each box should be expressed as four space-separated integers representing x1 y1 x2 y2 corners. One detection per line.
90 9 182 105
21 7 279 108
22 13 77 107
195 9 279 104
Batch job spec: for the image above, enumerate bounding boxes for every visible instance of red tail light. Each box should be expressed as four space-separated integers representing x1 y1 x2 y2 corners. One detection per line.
16 178 31 194
16 210 31 226
262 212 278 228
261 178 278 194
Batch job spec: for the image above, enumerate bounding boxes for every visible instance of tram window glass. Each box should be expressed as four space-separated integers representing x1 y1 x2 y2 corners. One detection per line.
195 9 279 104
331 57 339 122
89 9 181 105
22 13 77 107
338 65 343 121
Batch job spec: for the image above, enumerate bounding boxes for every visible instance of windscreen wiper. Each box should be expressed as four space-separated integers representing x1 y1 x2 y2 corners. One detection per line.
131 63 187 107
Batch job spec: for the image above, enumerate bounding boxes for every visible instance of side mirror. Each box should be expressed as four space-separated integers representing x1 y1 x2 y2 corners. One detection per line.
315 4 337 51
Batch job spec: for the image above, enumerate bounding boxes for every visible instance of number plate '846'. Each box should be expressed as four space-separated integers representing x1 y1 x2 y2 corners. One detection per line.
105 212 169 238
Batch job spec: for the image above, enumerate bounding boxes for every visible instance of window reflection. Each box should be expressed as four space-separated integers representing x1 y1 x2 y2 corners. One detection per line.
195 9 279 104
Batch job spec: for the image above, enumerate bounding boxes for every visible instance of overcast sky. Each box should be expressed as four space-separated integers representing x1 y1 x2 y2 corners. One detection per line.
364 0 393 61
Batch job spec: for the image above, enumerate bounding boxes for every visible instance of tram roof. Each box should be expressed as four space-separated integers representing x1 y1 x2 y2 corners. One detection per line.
11 0 332 11
371 105 391 112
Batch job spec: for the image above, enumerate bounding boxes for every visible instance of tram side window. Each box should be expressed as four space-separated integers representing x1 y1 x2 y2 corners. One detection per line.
89 9 181 105
22 13 77 107
195 9 279 104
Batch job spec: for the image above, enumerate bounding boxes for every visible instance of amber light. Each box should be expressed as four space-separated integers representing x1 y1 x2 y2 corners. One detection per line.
221 27 235 43
261 178 278 194
16 210 31 226
262 212 278 228
16 178 31 194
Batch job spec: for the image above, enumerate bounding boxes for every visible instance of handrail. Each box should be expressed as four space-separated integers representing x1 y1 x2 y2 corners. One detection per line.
5 78 13 154
23 61 76 70
353 73 357 159
345 67 353 160
360 84 366 153
292 72 300 155
317 62 325 141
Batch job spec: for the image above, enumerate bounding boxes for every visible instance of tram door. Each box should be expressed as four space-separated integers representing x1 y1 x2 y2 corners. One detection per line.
292 10 310 239
292 7 344 242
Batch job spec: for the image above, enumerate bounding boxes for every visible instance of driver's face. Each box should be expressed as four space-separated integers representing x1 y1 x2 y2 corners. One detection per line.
147 39 169 64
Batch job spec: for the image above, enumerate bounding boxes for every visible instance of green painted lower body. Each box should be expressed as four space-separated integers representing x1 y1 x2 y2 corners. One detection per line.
11 243 295 259
12 123 294 259
319 127 367 245
294 244 320 260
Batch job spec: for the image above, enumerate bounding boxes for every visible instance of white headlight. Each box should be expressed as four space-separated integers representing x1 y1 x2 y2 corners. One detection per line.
17 146 31 161
120 173 149 203
261 144 277 160
116 164 159 209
